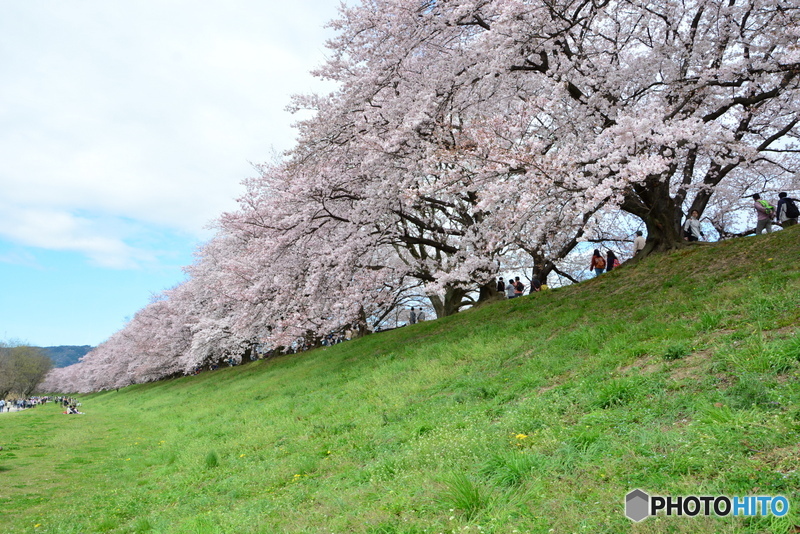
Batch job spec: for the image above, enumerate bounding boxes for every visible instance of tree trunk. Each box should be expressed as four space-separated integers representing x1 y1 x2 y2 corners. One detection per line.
642 202 684 254
622 177 685 255
429 286 468 318
477 281 500 302
351 306 370 338
529 251 556 285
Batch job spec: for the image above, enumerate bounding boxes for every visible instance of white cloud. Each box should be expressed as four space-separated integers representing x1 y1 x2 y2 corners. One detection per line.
0 203 157 268
0 0 342 266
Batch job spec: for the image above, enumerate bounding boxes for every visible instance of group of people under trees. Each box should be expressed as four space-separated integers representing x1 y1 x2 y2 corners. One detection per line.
591 191 799 278
0 396 71 414
0 397 43 413
684 192 799 242
589 249 621 277
55 396 83 415
752 192 800 234
495 275 547 299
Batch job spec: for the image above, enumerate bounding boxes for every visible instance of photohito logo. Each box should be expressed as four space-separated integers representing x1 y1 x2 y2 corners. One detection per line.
625 489 789 522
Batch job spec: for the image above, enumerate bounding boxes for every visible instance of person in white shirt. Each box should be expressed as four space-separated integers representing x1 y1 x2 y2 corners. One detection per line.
633 230 646 257
683 210 705 241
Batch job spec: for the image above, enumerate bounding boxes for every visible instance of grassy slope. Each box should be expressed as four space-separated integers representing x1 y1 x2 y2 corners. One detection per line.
2 228 800 534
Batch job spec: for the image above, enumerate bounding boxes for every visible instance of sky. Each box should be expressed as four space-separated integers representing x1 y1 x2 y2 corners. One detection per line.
0 0 344 347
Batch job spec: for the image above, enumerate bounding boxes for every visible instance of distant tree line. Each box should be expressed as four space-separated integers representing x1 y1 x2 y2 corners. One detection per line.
40 345 93 368
0 342 53 398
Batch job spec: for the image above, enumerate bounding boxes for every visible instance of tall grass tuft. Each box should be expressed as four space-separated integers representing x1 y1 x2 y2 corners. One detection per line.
132 517 153 533
480 450 545 486
663 343 690 361
204 450 219 469
592 377 644 408
439 472 491 520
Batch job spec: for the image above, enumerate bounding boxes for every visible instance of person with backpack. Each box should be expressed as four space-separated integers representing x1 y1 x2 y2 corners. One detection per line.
590 249 606 277
514 276 525 297
496 277 505 294
776 192 799 227
753 193 774 234
683 210 705 241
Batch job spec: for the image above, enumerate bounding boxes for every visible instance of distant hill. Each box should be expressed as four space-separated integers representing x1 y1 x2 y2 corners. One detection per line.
40 345 93 368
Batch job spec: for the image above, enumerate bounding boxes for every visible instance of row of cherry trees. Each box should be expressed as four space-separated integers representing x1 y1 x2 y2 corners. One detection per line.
43 0 799 393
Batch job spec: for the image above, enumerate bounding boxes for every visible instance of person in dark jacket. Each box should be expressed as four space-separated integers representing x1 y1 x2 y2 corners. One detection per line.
776 192 799 227
606 250 618 272
496 277 505 293
530 277 542 292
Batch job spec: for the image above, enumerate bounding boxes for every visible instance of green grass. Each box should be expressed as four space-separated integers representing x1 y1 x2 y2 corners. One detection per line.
2 228 800 533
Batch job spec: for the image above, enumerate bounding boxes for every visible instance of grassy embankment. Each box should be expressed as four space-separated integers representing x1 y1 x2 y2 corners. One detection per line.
2 228 800 534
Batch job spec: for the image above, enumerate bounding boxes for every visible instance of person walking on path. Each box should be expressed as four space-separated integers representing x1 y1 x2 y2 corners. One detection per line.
633 231 646 257
753 193 775 234
683 210 705 241
590 249 606 277
776 192 799 227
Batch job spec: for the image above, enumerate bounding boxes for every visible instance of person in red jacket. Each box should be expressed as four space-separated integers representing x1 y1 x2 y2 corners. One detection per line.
590 249 606 277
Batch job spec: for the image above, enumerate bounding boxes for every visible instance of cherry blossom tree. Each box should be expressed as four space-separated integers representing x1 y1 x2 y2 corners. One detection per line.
205 166 426 343
307 0 799 255
44 0 800 393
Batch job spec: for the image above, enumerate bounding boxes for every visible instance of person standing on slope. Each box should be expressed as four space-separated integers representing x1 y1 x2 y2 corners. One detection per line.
753 193 775 234
506 279 517 299
633 230 646 258
590 250 606 277
776 192 799 227
514 276 525 297
683 210 705 242
606 250 619 272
